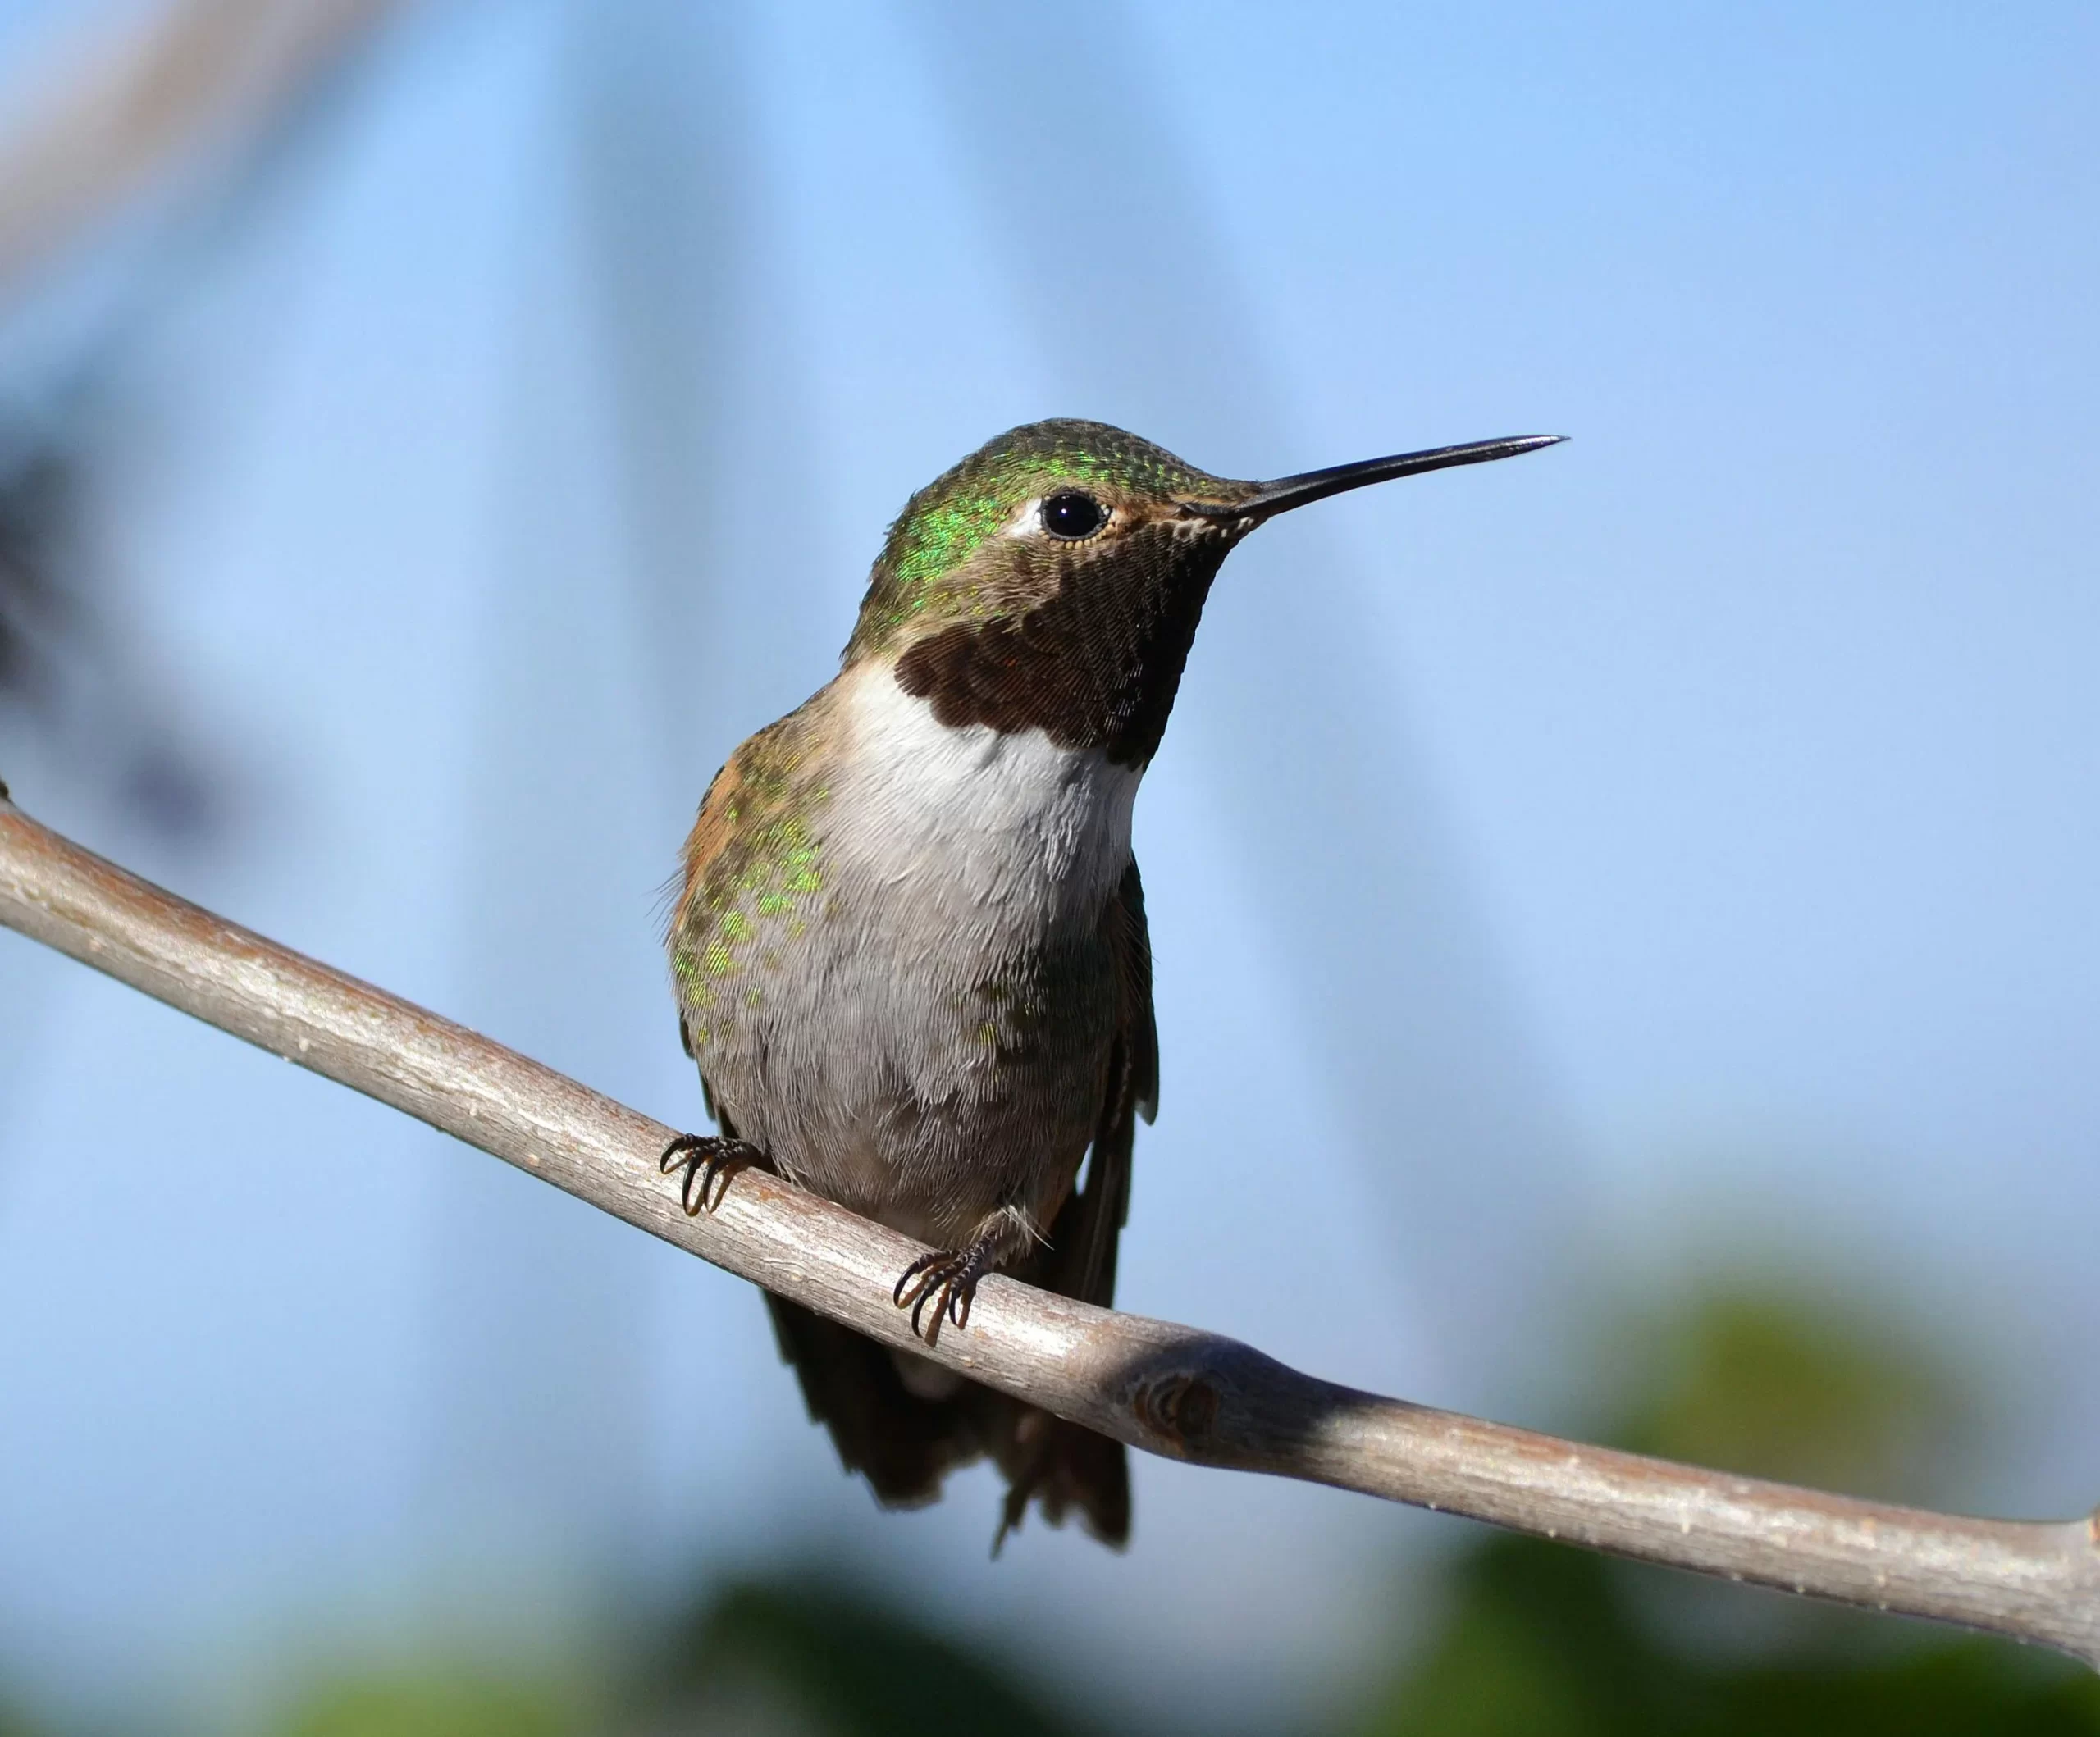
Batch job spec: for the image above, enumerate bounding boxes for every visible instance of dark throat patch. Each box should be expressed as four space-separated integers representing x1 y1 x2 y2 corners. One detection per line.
892 522 1232 767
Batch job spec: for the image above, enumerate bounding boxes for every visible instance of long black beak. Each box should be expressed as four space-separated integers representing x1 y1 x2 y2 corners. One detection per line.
1182 433 1565 523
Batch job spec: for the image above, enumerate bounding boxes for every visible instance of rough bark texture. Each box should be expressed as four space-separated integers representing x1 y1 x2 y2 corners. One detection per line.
2 786 2095 1667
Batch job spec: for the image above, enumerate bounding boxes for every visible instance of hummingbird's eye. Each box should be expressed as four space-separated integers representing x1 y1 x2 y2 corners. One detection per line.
1040 491 1107 540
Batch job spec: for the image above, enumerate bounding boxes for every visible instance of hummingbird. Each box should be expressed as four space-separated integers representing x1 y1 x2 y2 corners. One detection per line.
662 418 1560 1548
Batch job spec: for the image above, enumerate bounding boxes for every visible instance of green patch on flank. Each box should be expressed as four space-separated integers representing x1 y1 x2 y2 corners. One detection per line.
672 718 831 1017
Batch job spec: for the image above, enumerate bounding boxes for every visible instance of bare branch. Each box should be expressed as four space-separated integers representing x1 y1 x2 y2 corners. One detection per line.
2 784 2095 1666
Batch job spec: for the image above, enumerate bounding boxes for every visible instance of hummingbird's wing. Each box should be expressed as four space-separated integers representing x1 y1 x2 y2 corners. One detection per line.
1041 857 1157 1312
1116 855 1162 1126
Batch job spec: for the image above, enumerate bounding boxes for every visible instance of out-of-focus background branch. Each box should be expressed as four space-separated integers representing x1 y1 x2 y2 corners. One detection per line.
0 0 399 291
0 3 2096 1734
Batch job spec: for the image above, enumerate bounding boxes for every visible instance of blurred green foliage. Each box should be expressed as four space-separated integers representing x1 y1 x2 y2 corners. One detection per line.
1614 1285 1956 1498
1354 1532 2098 1737
650 1575 1098 1737
268 1669 577 1737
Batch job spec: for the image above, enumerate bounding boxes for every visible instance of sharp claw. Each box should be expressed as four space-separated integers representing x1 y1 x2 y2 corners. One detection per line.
660 1136 762 1217
892 1242 992 1344
893 1251 942 1308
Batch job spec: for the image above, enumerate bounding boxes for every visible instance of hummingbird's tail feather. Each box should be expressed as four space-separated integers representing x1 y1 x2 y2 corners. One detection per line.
989 1406 1130 1553
764 1293 979 1505
763 1292 1130 1546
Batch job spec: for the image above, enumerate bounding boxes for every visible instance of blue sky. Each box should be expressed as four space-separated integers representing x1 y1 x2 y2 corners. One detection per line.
0 1 2095 1724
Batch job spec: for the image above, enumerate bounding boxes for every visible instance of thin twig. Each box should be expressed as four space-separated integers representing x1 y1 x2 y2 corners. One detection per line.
1 785 2095 1667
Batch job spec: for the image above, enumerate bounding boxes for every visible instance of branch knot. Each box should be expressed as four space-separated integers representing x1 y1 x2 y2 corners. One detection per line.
1132 1371 1219 1449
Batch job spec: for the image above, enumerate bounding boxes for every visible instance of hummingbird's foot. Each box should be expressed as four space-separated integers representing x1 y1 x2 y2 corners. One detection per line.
660 1133 768 1215
892 1238 998 1347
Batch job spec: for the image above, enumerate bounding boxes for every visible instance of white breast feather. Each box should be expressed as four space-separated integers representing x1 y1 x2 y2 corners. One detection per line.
832 660 1139 937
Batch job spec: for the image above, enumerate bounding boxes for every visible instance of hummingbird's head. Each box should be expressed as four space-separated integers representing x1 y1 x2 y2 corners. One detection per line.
846 418 1559 767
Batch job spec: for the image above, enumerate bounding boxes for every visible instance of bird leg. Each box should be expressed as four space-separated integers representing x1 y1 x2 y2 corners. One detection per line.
892 1207 1034 1347
659 1133 769 1215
